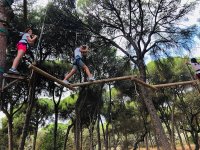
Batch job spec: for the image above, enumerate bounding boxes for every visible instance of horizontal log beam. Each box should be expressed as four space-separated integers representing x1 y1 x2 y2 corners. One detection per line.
131 78 157 90
70 75 136 87
153 80 199 88
29 64 198 91
28 64 75 91
70 76 156 90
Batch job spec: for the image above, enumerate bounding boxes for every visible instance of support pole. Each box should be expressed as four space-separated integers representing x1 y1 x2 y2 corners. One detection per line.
28 64 75 90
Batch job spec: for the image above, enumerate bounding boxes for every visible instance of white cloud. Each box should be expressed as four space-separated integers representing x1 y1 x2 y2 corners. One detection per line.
35 0 49 7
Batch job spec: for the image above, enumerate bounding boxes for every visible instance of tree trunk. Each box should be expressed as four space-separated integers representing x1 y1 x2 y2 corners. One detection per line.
193 132 199 150
0 1 8 86
80 128 83 150
8 115 13 150
145 135 149 150
63 122 74 150
170 101 176 150
97 113 101 150
18 72 37 150
75 107 80 150
174 122 185 150
137 59 171 150
140 87 171 150
23 0 27 26
183 130 192 150
53 105 58 150
32 122 38 150
89 127 93 150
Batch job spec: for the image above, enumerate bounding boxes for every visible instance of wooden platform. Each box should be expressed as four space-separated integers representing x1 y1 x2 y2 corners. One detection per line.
3 73 26 80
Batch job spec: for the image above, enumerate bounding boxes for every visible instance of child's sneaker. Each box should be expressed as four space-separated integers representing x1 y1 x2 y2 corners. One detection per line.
88 76 95 81
54 82 61 87
63 80 71 85
8 68 20 75
54 80 70 87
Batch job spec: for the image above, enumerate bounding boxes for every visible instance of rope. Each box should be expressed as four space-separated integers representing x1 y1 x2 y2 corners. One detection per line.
35 3 49 61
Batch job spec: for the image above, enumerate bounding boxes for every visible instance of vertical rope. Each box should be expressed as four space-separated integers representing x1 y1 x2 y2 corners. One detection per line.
35 2 49 62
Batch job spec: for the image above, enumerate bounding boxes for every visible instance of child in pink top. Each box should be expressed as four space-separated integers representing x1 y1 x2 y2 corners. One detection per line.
9 27 37 74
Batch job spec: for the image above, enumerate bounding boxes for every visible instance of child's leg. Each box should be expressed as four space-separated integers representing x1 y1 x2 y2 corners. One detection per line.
11 50 25 69
82 65 93 78
63 68 76 81
196 74 200 80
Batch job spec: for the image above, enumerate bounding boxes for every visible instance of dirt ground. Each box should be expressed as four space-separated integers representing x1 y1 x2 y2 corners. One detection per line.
113 144 195 150
138 145 195 150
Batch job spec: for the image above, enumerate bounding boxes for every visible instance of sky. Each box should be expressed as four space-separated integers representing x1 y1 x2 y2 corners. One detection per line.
0 0 200 119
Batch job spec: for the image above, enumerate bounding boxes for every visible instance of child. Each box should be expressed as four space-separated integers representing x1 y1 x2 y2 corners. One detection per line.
60 45 95 85
186 58 200 79
8 27 37 74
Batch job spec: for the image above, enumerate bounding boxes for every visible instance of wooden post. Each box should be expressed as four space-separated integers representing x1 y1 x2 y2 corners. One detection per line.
28 64 75 90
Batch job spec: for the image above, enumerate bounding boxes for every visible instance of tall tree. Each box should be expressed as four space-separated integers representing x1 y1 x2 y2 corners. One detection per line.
76 1 198 149
0 0 13 86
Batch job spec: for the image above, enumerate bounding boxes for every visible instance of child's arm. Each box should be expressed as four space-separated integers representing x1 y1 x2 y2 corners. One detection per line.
27 34 37 43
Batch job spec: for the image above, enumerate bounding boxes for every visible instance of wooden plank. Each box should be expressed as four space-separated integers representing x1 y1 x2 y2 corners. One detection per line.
28 64 75 91
153 80 199 88
3 73 26 80
70 75 136 87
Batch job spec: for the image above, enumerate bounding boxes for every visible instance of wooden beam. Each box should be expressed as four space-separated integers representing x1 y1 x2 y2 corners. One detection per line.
153 80 199 88
131 77 158 90
2 79 19 90
28 64 75 91
70 75 136 87
70 75 156 90
3 73 26 80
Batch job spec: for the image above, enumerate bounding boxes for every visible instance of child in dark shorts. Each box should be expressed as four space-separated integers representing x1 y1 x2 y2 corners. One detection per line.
61 45 95 84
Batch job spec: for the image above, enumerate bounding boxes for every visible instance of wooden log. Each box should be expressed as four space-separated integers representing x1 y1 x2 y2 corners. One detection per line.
70 75 136 87
153 80 199 88
131 77 158 90
2 79 19 90
28 64 75 91
3 73 26 80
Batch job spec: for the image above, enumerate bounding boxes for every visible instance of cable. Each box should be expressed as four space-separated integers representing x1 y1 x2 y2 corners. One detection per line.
35 1 50 62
